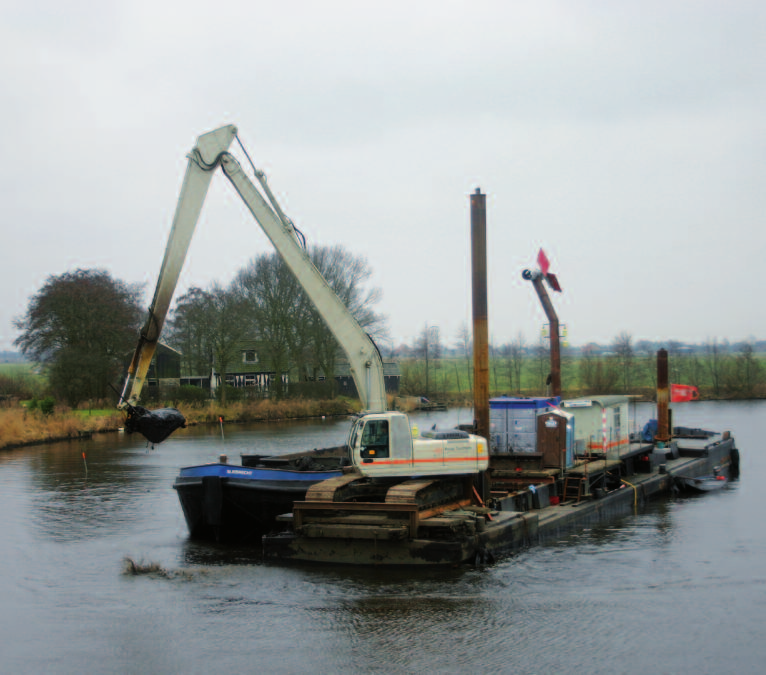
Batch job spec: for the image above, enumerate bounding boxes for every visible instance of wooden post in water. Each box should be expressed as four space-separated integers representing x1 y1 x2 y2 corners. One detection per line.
470 188 489 444
655 348 671 444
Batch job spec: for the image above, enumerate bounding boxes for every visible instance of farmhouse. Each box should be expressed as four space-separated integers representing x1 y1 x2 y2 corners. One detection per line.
142 341 400 399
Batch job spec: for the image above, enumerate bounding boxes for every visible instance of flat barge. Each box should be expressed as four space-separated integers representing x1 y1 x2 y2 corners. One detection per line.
262 417 739 566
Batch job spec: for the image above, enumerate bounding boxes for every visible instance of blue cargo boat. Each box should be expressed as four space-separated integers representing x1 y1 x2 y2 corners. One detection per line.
173 446 349 543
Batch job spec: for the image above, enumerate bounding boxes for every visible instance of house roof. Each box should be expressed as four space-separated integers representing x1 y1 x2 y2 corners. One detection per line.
155 342 182 356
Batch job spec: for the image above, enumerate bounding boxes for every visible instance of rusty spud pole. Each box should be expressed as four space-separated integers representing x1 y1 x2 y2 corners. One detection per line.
530 275 561 397
470 188 489 443
655 348 671 443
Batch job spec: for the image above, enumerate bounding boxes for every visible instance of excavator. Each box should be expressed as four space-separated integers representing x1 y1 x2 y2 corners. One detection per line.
119 125 488 501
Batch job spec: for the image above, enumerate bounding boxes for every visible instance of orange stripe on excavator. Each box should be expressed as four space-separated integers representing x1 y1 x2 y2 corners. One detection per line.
366 457 480 466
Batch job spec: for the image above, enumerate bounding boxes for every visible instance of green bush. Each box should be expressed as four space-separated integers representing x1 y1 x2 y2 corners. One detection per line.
39 396 56 415
217 385 247 403
176 385 210 403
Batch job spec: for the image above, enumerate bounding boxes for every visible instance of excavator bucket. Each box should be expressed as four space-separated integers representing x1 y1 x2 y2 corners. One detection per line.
124 406 187 444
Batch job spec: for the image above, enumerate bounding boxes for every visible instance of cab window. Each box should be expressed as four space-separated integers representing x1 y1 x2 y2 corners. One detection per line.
348 419 362 451
360 419 390 460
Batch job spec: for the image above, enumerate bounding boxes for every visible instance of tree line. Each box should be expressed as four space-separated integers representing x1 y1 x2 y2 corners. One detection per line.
395 327 765 400
11 261 764 406
12 245 384 406
167 245 384 404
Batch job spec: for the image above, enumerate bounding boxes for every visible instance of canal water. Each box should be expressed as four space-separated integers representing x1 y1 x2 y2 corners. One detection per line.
0 401 763 674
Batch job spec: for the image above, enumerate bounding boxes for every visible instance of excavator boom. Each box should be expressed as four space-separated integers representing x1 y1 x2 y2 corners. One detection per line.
120 125 386 413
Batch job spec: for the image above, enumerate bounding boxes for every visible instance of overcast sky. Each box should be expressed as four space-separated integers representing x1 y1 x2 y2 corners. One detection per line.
2 1 764 354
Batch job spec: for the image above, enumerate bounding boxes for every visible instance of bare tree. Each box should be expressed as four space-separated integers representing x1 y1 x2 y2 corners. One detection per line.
724 342 763 397
235 253 300 399
635 339 658 389
579 344 619 394
703 338 730 396
167 283 251 405
413 325 442 397
510 332 526 394
686 352 706 390
612 331 635 393
205 284 252 405
168 287 216 378
305 245 385 397
666 340 689 385
497 343 514 393
234 245 384 400
399 360 426 396
455 322 472 394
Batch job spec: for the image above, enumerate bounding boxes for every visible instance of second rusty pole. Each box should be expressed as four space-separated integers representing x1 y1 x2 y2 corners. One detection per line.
471 188 490 443
530 276 562 397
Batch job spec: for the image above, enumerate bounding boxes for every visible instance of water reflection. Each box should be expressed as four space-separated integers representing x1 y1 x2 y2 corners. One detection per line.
22 440 164 542
0 401 762 675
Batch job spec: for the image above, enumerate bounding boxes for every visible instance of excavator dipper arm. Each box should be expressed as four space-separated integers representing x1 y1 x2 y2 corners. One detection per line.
120 125 387 414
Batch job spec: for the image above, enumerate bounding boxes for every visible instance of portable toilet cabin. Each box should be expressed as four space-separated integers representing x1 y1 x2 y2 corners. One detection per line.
537 407 575 469
489 397 558 452
560 395 630 460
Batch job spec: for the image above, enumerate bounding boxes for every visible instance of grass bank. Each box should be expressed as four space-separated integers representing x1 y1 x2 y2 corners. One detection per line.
174 397 360 426
0 397 361 451
0 407 125 449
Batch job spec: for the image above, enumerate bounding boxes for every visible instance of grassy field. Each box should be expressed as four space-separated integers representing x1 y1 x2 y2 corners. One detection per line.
398 351 766 401
0 362 46 399
0 363 34 375
0 362 44 383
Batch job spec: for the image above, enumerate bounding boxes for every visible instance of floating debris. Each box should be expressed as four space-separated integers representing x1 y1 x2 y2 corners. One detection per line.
122 556 198 581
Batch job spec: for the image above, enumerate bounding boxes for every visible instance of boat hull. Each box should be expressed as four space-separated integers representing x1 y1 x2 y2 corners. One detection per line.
174 448 349 542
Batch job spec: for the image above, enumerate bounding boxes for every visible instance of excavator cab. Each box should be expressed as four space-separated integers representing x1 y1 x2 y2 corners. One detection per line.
348 412 417 476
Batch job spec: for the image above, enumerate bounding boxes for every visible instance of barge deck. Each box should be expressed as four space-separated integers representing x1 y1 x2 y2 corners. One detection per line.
262 430 737 565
